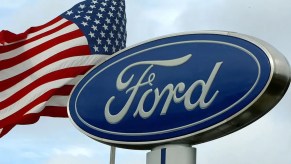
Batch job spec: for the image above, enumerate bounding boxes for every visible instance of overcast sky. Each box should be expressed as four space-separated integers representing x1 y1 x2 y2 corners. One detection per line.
1 0 291 164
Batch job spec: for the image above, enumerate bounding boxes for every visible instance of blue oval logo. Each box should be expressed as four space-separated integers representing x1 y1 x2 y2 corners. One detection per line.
68 32 290 149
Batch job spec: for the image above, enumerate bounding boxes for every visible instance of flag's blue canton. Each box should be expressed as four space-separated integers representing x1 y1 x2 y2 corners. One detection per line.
61 0 126 55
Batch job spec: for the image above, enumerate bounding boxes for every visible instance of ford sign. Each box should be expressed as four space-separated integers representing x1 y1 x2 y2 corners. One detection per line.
68 31 290 149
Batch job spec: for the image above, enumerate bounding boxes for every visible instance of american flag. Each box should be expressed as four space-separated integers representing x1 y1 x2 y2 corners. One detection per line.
0 0 126 137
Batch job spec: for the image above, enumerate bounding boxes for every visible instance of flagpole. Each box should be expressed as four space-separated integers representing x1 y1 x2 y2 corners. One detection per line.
110 146 116 164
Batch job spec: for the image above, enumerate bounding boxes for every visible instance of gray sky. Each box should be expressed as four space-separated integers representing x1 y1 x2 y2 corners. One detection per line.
1 0 291 164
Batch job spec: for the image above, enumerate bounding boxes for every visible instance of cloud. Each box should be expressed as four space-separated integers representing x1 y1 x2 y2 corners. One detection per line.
173 0 291 57
196 110 291 164
45 145 110 164
126 0 187 46
45 144 147 164
46 156 101 164
127 0 291 60
0 0 81 33
20 151 42 159
116 148 147 164
52 146 94 157
0 0 28 9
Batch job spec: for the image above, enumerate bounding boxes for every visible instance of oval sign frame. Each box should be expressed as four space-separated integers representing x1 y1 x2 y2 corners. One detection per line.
68 31 290 150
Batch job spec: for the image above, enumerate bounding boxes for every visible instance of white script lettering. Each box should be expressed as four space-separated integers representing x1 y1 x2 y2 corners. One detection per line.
104 54 223 124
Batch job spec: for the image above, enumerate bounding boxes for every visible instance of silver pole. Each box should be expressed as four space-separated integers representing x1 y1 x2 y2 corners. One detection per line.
110 146 116 164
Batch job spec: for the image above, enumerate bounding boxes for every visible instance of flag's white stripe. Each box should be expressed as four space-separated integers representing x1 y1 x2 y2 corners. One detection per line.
0 22 78 60
0 19 68 46
1 36 88 81
67 75 84 85
26 95 69 115
0 40 23 46
1 55 108 101
46 95 69 107
25 102 46 115
0 42 8 46
0 128 3 134
0 78 73 120
28 19 68 39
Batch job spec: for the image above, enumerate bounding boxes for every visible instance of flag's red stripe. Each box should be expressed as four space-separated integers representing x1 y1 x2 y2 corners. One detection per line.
0 81 80 129
0 106 67 138
0 20 72 53
0 31 26 45
0 17 62 47
0 83 75 128
0 45 90 91
54 85 75 95
0 124 15 138
0 66 92 110
17 106 69 125
24 16 63 34
0 85 71 138
18 113 41 125
20 106 68 124
0 30 84 70
40 106 68 117
0 89 59 128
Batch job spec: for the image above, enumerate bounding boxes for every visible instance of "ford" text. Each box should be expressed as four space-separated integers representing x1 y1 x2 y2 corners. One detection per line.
105 54 223 124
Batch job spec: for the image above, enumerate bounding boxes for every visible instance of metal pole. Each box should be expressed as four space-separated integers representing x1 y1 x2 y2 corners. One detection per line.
110 146 116 164
147 144 196 164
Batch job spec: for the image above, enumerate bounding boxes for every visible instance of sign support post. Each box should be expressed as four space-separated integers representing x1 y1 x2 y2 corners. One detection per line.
110 146 116 164
147 144 196 164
